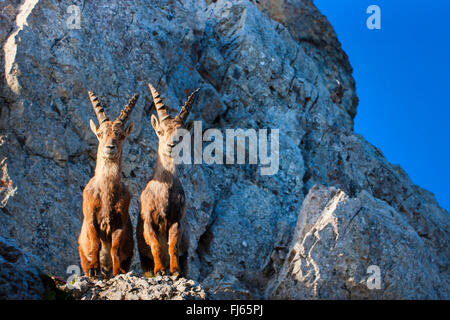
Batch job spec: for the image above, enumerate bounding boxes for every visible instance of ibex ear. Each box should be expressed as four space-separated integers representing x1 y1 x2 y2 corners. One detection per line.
125 122 134 137
151 114 162 136
89 119 98 135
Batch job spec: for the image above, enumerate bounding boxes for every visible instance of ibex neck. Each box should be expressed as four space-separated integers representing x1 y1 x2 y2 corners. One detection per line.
94 156 122 186
153 151 176 183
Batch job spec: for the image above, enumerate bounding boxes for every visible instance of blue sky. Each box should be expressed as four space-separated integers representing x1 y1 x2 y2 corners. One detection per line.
314 0 450 211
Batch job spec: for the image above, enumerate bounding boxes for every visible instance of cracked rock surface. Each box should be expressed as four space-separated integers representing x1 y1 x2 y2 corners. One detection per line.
268 185 449 299
0 0 448 299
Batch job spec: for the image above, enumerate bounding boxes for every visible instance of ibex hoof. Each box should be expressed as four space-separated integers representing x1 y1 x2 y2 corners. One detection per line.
88 268 99 279
155 270 166 277
112 268 126 277
171 271 180 279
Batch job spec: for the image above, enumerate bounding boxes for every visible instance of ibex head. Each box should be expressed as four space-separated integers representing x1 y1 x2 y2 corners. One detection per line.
148 84 199 159
88 91 139 161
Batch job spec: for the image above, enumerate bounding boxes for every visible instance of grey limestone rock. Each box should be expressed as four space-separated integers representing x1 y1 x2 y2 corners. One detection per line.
0 0 448 299
0 236 44 299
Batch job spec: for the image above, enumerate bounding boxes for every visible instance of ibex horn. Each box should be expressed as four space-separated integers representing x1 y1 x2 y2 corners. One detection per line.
148 83 171 122
118 93 139 124
175 88 200 124
88 91 109 124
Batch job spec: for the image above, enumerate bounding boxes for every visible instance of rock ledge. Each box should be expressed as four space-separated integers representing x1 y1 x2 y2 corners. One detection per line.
62 272 207 300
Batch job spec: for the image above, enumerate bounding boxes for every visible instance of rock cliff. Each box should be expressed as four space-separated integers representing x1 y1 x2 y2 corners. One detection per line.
0 0 448 299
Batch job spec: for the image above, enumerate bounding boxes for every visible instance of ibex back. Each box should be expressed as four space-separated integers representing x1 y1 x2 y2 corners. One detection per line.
78 91 138 278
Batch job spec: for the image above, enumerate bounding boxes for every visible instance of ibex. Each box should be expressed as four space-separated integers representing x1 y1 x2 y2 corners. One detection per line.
78 91 138 278
137 84 199 277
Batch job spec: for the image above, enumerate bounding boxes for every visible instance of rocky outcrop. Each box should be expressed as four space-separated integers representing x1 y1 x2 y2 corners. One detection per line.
267 185 449 299
0 0 448 299
0 236 44 299
63 272 206 300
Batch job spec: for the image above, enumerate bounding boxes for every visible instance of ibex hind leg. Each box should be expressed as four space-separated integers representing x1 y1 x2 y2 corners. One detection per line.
119 224 134 274
179 253 188 278
179 227 190 277
137 215 155 277
139 251 155 278
100 241 112 279
120 256 133 273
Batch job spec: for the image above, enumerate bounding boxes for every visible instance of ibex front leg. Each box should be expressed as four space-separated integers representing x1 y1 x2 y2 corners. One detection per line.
78 222 97 276
111 228 126 276
81 191 101 278
168 222 181 277
143 219 164 275
87 222 100 278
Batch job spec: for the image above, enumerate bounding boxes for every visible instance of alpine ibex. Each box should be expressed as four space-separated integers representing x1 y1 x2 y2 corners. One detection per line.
78 91 138 278
137 83 199 277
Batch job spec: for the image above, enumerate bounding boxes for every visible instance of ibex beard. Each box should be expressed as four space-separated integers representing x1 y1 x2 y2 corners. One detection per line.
136 84 198 278
78 91 138 278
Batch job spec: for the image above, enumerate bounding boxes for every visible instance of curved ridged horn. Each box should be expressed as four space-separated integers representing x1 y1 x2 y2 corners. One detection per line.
88 91 109 124
148 84 171 122
175 88 200 124
118 93 139 124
